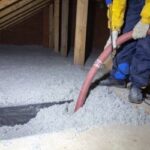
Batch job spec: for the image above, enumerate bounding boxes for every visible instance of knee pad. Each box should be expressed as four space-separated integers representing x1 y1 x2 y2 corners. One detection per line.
114 63 130 80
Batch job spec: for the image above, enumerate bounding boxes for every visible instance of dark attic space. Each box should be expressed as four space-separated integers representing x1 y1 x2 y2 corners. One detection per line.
0 0 150 149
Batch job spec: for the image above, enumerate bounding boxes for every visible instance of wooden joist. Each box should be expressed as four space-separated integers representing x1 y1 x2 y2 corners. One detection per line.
0 0 33 18
0 1 50 30
60 0 69 57
0 0 51 24
0 0 19 10
74 0 89 65
49 4 54 49
54 0 60 53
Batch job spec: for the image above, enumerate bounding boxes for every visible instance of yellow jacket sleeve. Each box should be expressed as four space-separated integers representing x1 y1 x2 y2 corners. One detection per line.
107 4 112 29
107 0 127 30
111 0 127 30
141 0 150 24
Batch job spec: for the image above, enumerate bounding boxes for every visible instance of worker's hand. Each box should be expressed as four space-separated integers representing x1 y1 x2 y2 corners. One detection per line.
132 21 150 39
104 30 119 49
111 30 119 49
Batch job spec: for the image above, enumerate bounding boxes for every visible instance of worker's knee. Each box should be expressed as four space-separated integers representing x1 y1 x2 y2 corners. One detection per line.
113 63 130 80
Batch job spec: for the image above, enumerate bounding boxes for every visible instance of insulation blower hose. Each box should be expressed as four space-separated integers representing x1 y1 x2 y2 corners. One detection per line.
74 30 150 112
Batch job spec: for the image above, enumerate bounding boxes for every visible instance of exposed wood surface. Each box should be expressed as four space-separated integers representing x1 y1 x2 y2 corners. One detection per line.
0 9 42 31
0 0 50 23
60 0 69 57
54 0 60 53
0 1 50 31
0 0 53 31
0 0 33 18
49 4 54 49
74 0 89 65
0 0 19 10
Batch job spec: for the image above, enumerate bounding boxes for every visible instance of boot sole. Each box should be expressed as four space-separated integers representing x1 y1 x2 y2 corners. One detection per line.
128 95 143 104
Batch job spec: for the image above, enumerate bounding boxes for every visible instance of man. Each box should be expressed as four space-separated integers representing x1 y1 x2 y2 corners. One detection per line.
101 0 150 104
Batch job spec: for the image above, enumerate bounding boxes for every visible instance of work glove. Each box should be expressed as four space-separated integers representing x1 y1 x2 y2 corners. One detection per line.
132 21 150 40
111 30 119 49
103 30 119 73
104 30 120 49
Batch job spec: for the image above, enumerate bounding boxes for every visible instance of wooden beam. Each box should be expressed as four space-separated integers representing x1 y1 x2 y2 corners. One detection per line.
74 0 89 65
49 4 54 49
43 6 49 47
0 0 33 18
0 1 50 29
0 10 42 31
60 0 69 57
0 0 50 24
0 2 50 31
54 0 60 53
0 0 19 10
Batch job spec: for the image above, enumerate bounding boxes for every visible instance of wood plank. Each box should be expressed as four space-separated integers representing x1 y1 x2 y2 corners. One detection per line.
0 0 33 18
49 4 54 49
0 2 50 31
54 0 60 53
0 0 19 10
0 9 44 31
0 0 49 27
0 10 42 31
60 0 69 57
74 0 89 65
43 6 49 48
0 0 50 24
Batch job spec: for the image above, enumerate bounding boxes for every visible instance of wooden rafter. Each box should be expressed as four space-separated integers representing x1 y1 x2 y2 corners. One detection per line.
54 0 60 53
49 4 54 49
60 0 69 56
0 0 20 10
0 0 33 18
0 0 50 24
0 1 50 30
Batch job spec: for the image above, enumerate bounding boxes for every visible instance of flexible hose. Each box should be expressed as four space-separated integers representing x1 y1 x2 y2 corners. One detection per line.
74 30 150 112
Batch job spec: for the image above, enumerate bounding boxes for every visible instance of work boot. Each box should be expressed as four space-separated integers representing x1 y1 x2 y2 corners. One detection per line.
128 85 143 104
100 77 126 88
